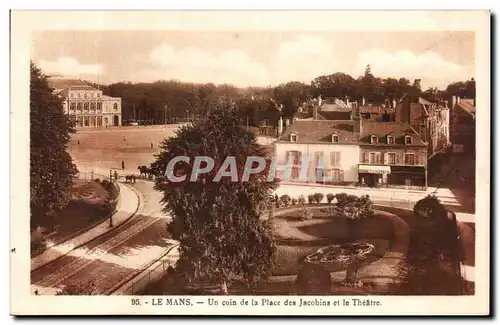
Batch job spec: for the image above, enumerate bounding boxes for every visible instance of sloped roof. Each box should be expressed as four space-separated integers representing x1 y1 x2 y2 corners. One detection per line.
457 100 476 117
277 120 357 144
47 78 88 91
359 105 395 114
360 121 425 146
317 111 352 120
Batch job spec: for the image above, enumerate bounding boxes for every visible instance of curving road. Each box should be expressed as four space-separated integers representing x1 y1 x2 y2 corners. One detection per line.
31 180 174 295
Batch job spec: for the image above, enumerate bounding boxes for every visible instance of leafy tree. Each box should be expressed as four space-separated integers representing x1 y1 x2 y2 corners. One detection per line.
152 103 278 294
30 62 77 229
297 195 306 205
313 193 324 204
334 193 374 241
413 195 450 259
326 193 335 204
273 81 311 120
280 194 292 207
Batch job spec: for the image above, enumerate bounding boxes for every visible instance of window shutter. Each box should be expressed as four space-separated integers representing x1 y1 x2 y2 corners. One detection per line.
415 153 420 165
396 153 400 164
296 151 302 165
376 153 382 164
383 153 388 165
335 152 341 166
285 151 291 164
421 153 426 166
363 152 369 164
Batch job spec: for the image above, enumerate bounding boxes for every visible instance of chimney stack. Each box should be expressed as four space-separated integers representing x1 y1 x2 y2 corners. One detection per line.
278 117 283 137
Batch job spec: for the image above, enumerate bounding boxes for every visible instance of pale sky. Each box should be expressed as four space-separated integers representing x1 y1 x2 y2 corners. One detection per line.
32 31 475 90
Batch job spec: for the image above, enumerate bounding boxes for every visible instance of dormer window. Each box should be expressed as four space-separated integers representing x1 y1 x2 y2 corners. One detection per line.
371 135 379 144
290 133 298 142
405 135 413 145
387 134 395 145
332 134 339 143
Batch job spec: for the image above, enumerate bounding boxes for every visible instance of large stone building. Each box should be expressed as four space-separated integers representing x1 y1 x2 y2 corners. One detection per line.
48 77 122 128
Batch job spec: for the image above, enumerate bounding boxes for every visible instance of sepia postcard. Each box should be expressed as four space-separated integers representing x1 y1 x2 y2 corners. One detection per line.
10 10 490 316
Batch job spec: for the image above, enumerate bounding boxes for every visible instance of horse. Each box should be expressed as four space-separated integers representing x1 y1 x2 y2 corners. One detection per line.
138 165 148 178
125 175 136 183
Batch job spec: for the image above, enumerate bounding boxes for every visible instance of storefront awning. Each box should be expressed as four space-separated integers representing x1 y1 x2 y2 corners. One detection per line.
358 164 391 174
390 166 426 174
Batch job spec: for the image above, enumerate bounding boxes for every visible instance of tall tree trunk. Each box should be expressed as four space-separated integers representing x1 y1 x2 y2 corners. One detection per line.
345 260 361 285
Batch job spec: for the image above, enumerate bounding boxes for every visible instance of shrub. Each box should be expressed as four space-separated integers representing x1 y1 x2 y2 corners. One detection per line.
280 195 292 207
291 198 298 206
274 194 280 208
299 205 313 221
297 195 306 205
414 195 447 221
30 226 46 253
307 195 315 204
334 193 374 220
326 193 335 204
313 193 324 204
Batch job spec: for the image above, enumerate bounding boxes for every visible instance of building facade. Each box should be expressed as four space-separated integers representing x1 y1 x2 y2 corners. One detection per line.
449 96 475 154
357 120 428 190
49 78 122 128
274 117 428 190
396 96 450 158
274 121 360 185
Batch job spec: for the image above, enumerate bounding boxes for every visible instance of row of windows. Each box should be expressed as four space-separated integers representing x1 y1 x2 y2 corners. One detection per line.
285 150 422 167
72 116 108 127
70 92 101 99
70 102 118 111
290 133 414 145
363 152 420 165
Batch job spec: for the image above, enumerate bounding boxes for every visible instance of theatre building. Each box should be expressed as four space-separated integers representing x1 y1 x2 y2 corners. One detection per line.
357 120 428 190
48 77 122 128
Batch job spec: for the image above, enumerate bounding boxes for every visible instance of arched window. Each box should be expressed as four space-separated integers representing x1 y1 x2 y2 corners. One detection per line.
77 102 83 111
84 102 89 111
90 102 96 111
97 102 102 111
97 116 102 127
70 103 76 110
113 103 118 111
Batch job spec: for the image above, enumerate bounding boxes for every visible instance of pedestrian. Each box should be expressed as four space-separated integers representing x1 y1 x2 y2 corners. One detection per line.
122 160 125 170
124 136 126 141
150 143 153 148
77 140 80 145
114 171 119 182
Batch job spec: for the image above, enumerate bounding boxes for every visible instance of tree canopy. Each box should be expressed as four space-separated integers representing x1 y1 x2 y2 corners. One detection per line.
152 103 278 293
30 61 77 229
91 66 475 125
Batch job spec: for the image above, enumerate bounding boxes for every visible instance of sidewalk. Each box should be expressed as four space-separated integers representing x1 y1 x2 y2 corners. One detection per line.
31 182 143 271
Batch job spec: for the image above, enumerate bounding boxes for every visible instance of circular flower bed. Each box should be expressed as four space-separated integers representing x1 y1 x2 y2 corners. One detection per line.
303 242 375 272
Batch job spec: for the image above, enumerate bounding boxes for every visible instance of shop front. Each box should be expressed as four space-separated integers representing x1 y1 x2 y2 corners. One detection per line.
358 165 391 187
388 165 427 190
